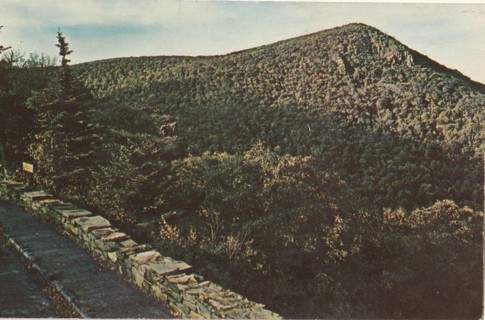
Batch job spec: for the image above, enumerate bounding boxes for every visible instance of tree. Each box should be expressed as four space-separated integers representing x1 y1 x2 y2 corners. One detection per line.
23 52 57 68
0 25 11 98
374 201 483 317
55 28 74 98
162 143 361 317
0 26 11 57
0 25 12 176
2 48 25 67
55 28 72 67
28 29 101 194
0 27 54 178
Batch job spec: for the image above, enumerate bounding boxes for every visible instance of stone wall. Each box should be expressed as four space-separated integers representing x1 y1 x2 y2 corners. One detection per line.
0 180 281 319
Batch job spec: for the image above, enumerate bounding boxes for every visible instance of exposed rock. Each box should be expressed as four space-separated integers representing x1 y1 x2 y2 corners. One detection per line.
148 257 191 276
72 216 111 232
129 250 161 264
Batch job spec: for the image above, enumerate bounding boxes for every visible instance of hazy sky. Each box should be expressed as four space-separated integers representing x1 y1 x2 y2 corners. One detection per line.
1 0 485 83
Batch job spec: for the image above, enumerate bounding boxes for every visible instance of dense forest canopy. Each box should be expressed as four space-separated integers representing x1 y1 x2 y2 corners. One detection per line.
75 23 485 211
1 23 483 318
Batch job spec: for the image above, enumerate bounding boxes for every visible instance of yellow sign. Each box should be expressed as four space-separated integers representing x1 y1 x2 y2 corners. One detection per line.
22 162 34 173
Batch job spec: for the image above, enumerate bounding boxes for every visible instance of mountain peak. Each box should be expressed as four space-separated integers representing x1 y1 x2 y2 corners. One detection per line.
253 22 484 92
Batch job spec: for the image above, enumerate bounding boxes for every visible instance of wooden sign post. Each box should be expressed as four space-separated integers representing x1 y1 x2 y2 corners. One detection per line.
22 162 34 185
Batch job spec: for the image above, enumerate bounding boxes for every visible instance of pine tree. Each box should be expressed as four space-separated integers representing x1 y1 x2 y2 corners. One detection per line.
55 29 74 98
0 26 11 176
56 29 72 67
28 29 102 194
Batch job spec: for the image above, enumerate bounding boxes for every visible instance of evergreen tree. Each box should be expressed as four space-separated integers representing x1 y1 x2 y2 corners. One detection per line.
56 29 72 67
0 26 11 176
55 28 74 97
28 29 102 194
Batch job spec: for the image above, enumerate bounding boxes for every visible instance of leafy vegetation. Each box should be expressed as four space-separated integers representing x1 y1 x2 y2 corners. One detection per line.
1 23 483 318
75 23 484 212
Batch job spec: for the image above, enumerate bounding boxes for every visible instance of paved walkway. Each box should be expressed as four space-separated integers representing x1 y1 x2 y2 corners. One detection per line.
0 238 58 317
0 199 171 318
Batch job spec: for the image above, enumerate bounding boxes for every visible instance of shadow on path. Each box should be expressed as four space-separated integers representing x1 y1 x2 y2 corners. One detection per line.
0 200 171 318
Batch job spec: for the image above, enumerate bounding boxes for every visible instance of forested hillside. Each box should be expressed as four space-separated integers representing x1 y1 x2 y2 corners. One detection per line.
2 23 483 318
76 23 484 211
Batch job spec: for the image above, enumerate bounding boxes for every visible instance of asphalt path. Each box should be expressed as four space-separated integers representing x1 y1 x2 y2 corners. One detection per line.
0 199 171 318
0 237 58 317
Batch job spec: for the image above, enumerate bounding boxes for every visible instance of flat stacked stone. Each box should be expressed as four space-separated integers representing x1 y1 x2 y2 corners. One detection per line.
85 227 122 254
21 190 53 201
58 208 93 222
73 216 111 232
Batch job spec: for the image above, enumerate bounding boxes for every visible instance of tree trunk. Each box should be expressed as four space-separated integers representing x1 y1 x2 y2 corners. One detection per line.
0 142 7 176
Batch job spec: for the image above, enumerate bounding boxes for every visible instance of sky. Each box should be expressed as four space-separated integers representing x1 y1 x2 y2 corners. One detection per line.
1 0 485 83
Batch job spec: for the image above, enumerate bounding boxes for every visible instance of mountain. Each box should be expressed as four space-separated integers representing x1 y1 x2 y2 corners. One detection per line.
3 22 483 318
65 23 484 318
75 23 484 212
